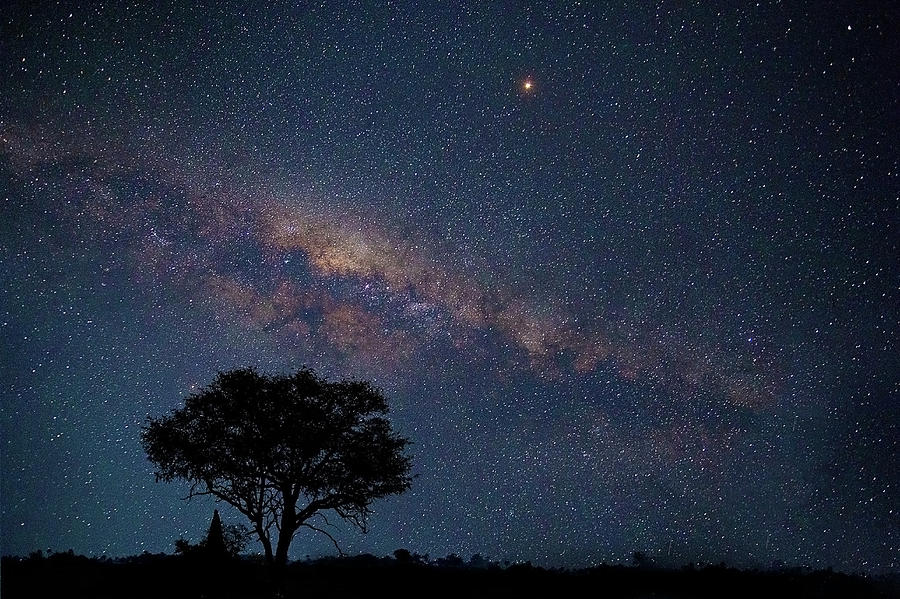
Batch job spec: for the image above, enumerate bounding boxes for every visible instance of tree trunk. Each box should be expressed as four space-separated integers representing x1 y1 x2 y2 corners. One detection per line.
274 542 290 568
255 525 274 566
265 531 286 597
274 521 295 567
262 538 274 566
275 491 298 567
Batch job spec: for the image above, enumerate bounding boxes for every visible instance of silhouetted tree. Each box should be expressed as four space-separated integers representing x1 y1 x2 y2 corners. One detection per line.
174 515 249 559
206 509 227 558
173 537 197 556
141 367 413 568
222 522 250 557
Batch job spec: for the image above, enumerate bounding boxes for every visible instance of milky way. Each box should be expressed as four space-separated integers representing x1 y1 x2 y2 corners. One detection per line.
1 1 896 573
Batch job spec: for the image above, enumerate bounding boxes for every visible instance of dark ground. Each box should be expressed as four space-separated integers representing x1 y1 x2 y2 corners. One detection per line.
2 551 897 598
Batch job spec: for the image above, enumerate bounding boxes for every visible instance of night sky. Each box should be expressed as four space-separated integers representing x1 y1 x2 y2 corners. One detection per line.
1 1 897 574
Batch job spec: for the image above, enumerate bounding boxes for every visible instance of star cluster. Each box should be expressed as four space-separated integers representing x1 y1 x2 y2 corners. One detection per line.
1 1 896 573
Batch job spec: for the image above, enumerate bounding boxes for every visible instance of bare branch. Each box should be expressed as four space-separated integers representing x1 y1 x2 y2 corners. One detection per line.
299 523 345 556
312 512 337 529
182 488 214 501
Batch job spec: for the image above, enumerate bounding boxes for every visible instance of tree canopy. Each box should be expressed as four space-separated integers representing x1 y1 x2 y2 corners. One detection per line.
141 367 413 567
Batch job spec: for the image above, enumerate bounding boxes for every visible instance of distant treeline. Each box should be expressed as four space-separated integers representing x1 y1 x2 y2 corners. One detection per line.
2 549 896 598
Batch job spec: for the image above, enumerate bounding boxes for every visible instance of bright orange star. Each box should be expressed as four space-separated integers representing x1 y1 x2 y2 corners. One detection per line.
523 79 534 92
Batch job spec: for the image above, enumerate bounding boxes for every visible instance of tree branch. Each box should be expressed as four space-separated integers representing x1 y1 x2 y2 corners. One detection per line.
299 522 345 556
182 488 214 501
312 511 337 529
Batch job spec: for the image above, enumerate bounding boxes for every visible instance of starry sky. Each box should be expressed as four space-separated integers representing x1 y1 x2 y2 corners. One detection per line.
1 0 897 574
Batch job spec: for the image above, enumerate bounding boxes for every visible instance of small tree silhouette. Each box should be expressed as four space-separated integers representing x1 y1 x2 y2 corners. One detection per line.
142 367 413 568
173 537 196 556
206 509 227 558
222 522 250 557
174 513 248 559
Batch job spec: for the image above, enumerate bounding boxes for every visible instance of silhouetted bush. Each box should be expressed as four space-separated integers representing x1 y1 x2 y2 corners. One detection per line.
393 548 412 563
